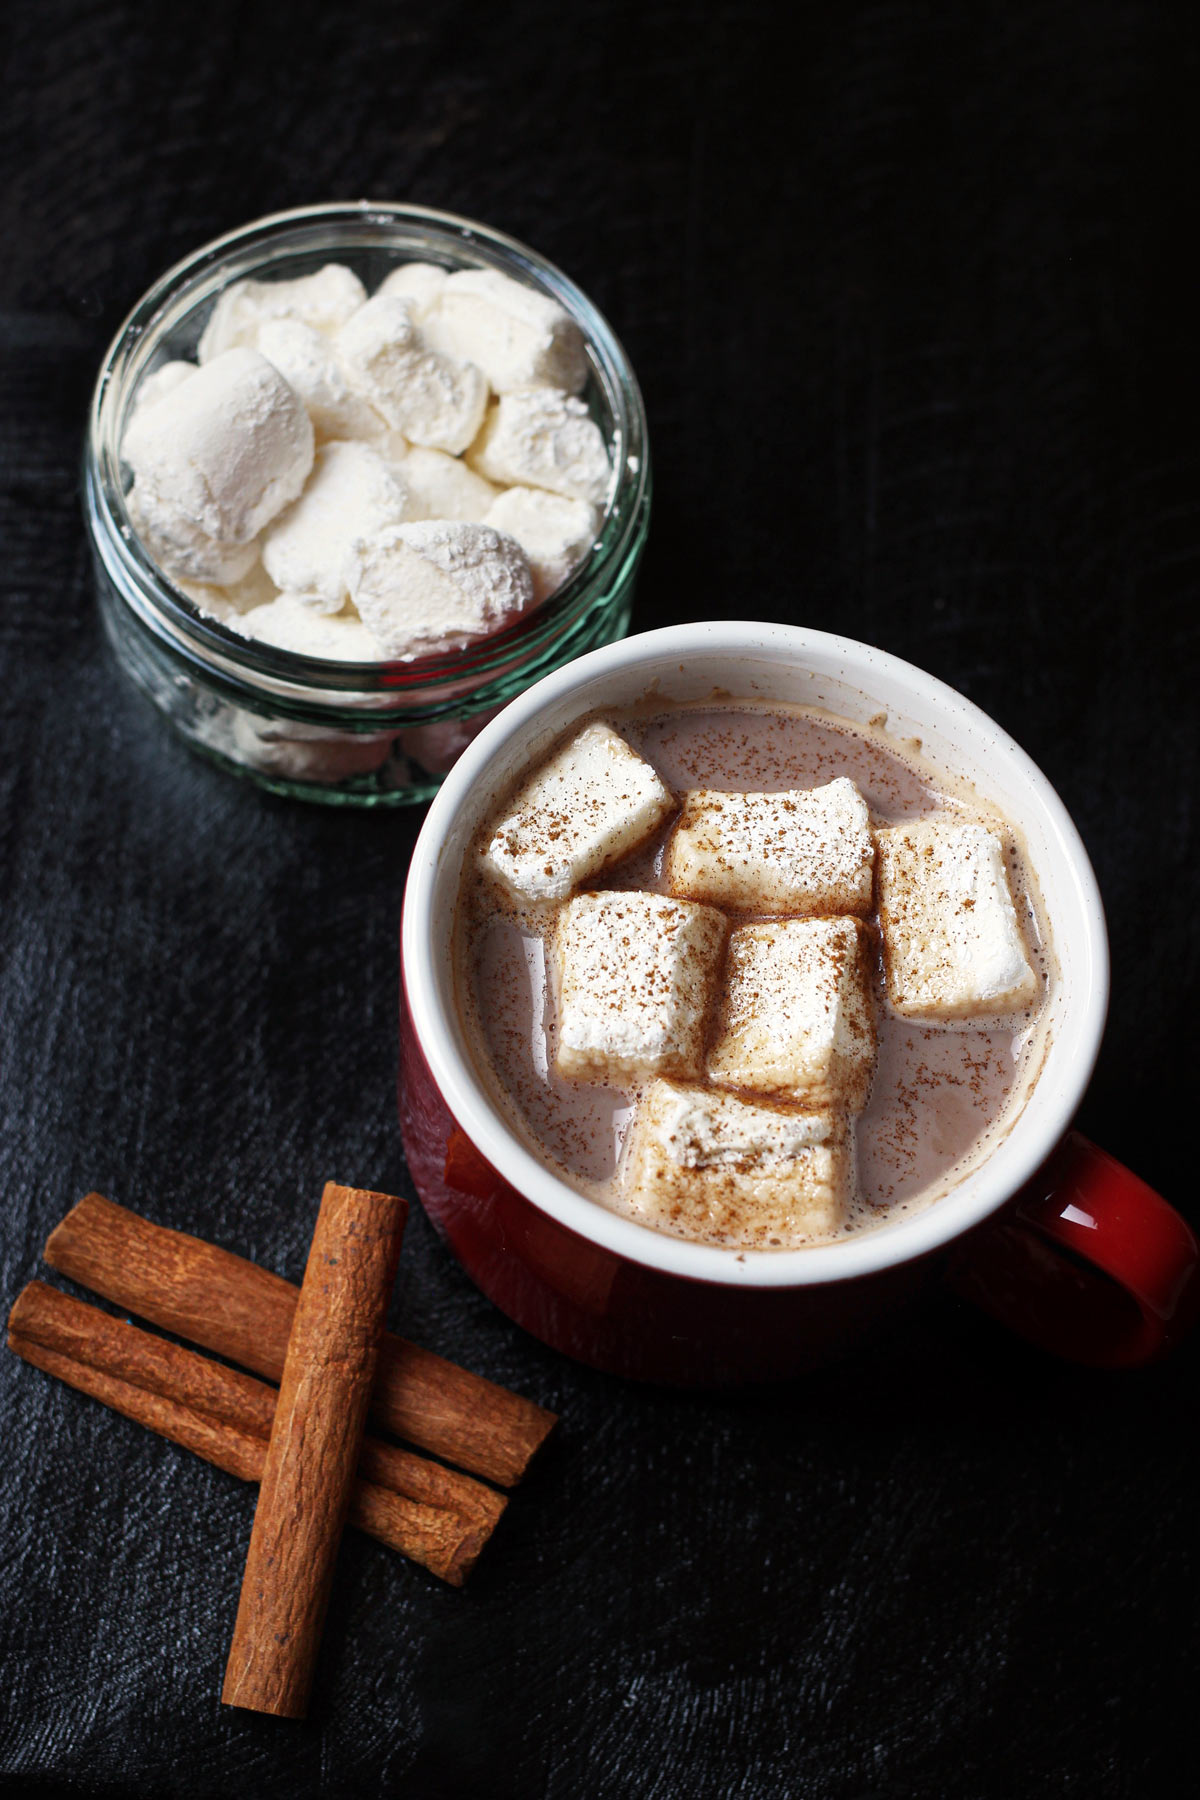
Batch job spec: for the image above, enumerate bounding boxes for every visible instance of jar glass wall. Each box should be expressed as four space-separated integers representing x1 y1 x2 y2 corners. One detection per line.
84 203 651 806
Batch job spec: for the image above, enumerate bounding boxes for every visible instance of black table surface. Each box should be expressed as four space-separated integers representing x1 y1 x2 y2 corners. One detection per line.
2 3 1196 1795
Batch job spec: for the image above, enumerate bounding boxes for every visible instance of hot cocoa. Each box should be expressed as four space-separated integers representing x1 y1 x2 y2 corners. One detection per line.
454 700 1054 1250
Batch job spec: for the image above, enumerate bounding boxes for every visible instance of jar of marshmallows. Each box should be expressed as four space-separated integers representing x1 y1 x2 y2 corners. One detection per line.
83 202 650 805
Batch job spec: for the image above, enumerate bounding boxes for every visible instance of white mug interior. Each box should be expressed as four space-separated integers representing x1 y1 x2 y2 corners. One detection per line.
402 622 1109 1290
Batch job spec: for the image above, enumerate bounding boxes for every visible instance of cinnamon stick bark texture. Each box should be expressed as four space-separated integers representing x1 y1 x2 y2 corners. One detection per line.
222 1183 407 1718
45 1193 555 1485
6 1281 503 1584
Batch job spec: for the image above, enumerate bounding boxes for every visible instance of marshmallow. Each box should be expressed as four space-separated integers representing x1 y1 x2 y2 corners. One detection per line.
349 519 533 660
707 918 877 1113
481 722 674 903
623 1080 851 1246
232 712 395 783
123 348 314 562
367 428 412 469
256 318 383 441
400 712 496 776
400 445 498 522
376 262 449 319
554 891 726 1085
124 259 609 666
197 263 367 361
666 778 874 916
423 268 588 394
334 295 488 454
483 486 598 601
261 441 409 612
125 483 261 586
467 389 611 505
239 594 387 661
131 360 196 415
176 561 278 623
875 820 1039 1020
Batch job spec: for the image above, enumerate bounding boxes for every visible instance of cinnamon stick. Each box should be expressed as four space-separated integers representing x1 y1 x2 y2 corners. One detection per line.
7 1280 503 1585
45 1193 554 1486
222 1182 406 1718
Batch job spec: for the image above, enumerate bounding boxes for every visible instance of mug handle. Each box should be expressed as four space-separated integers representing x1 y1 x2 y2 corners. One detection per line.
947 1132 1198 1367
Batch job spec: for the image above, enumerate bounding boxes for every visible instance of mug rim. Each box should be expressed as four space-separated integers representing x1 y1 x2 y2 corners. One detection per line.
401 620 1109 1289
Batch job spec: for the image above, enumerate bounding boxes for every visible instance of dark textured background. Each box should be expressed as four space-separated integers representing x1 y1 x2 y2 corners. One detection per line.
1 2 1197 1795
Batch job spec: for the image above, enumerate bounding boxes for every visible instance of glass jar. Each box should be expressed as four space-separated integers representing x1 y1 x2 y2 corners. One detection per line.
83 202 651 805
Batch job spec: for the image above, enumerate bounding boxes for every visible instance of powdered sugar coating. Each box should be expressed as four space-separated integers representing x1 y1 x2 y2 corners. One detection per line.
400 446 499 522
349 519 533 660
124 251 617 665
131 360 196 415
424 268 588 395
483 486 598 602
231 711 394 782
256 318 383 441
239 593 386 660
376 262 448 319
176 561 277 622
467 389 611 505
335 294 488 455
125 483 262 587
261 440 409 612
123 347 314 555
197 264 367 361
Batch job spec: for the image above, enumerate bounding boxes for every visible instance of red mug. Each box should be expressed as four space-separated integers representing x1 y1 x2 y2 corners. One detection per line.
399 624 1197 1382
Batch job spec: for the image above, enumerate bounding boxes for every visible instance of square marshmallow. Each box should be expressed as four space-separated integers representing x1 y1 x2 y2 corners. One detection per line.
482 486 598 602
400 446 498 522
875 819 1039 1020
554 891 726 1085
707 917 877 1113
480 723 674 903
623 1080 851 1246
334 295 488 456
261 440 409 611
665 778 874 916
376 262 449 320
198 264 367 362
467 389 611 506
423 268 588 394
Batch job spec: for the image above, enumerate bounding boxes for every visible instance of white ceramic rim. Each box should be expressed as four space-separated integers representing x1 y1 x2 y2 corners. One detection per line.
402 621 1109 1289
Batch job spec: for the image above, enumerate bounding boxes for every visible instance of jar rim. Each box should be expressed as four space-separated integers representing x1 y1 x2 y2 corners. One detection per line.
85 201 650 700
